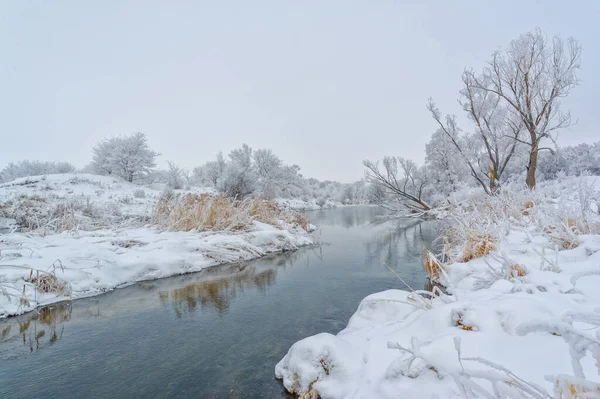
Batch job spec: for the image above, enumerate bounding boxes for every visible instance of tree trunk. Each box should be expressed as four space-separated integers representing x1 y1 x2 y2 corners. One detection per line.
526 147 538 189
489 166 496 194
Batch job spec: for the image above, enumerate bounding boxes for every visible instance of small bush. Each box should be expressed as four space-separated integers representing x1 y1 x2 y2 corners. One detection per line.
133 189 147 198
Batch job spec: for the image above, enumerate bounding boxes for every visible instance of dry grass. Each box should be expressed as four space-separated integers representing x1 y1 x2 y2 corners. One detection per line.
25 269 70 295
554 378 600 398
152 193 310 232
521 200 535 216
459 233 497 263
452 310 476 331
422 248 443 281
543 218 593 249
510 264 527 277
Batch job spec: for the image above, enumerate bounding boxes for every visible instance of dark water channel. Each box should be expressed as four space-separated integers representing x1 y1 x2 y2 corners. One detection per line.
0 206 438 398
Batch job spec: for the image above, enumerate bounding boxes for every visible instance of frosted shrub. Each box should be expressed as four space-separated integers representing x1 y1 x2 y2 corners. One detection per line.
441 179 600 262
440 198 504 264
133 189 146 199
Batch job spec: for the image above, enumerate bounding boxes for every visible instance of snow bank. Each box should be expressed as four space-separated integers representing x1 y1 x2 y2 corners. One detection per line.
276 176 600 398
0 221 312 318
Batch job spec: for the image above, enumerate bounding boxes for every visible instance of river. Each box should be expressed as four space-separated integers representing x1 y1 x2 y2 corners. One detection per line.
0 206 438 398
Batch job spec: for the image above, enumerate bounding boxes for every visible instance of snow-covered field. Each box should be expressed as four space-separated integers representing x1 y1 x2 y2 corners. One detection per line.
0 174 314 318
276 177 600 398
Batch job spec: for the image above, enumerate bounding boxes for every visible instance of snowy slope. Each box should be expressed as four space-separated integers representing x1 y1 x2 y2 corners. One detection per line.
0 173 215 232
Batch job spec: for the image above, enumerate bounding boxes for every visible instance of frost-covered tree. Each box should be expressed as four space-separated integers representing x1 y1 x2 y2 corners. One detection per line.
191 144 370 203
218 144 257 198
464 29 581 188
562 142 600 176
425 129 468 196
338 181 370 204
363 157 432 212
90 139 117 176
166 161 187 189
253 148 283 197
0 160 76 183
192 152 226 187
193 145 307 199
501 140 600 182
91 132 159 183
428 71 523 194
276 164 305 198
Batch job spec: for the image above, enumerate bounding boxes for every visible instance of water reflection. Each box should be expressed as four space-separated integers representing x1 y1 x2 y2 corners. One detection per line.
0 301 72 357
167 267 276 316
306 205 384 228
164 246 326 317
365 218 434 266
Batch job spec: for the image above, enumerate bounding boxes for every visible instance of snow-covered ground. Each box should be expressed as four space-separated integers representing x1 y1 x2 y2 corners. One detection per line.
0 174 314 318
276 176 600 398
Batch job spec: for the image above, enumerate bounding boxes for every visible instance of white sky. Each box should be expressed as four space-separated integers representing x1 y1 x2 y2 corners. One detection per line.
1 1 598 182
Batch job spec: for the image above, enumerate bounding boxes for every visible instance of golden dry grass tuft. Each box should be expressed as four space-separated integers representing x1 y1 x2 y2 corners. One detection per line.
543 217 593 249
459 233 497 263
152 193 310 232
510 264 527 277
522 200 535 216
453 310 475 331
25 270 70 295
554 379 600 398
422 248 443 281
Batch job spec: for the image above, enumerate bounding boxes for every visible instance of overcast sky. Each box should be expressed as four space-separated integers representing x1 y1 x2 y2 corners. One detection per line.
1 1 598 182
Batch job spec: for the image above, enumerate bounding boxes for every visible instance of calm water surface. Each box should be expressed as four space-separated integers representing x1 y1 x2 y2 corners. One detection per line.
0 206 437 398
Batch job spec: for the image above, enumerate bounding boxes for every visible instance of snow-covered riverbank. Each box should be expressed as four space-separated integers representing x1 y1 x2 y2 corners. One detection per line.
0 222 312 318
276 177 600 398
0 174 314 318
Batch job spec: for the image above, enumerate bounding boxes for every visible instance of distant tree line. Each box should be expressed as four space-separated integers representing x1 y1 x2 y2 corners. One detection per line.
0 134 372 205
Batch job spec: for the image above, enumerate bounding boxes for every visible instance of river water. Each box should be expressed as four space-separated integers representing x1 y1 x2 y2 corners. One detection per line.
0 206 437 398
